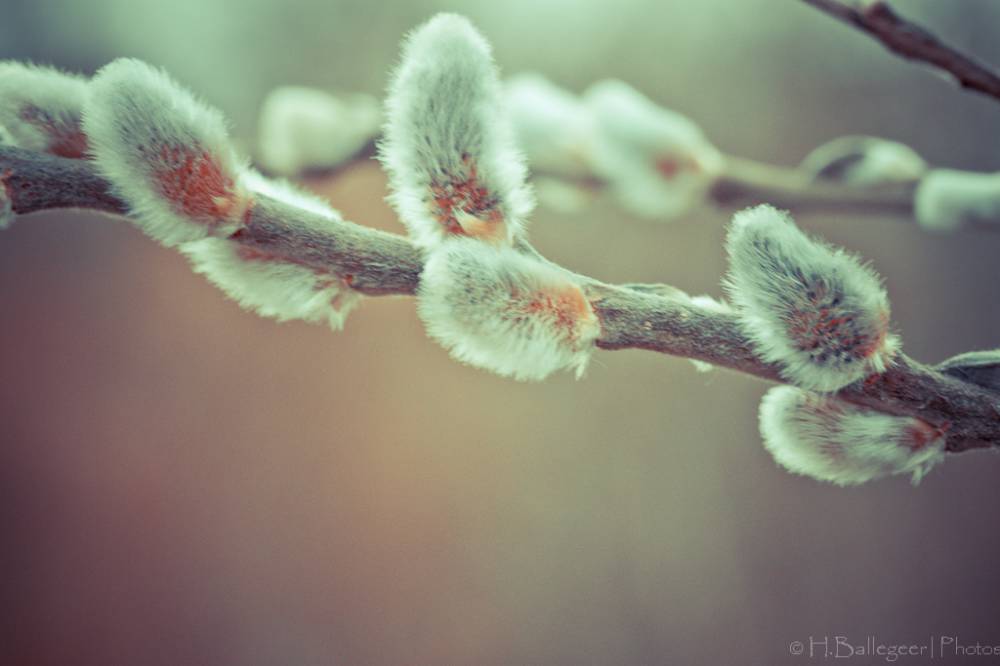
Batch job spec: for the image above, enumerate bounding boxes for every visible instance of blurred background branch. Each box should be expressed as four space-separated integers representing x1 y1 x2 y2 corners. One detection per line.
710 156 916 213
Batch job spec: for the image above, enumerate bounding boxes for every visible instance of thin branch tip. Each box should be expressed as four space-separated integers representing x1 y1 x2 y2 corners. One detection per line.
802 0 1000 105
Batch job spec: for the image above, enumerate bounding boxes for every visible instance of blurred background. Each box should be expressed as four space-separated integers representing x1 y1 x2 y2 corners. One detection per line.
2 0 1000 663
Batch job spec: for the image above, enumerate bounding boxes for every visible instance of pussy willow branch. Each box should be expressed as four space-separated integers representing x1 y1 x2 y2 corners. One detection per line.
3 146 998 452
802 0 1000 105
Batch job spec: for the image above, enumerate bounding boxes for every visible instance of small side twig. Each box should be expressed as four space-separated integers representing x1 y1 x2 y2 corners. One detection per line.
802 0 1000 105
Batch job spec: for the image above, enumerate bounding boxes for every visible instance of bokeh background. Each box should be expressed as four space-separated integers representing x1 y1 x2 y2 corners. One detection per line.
2 1 1000 664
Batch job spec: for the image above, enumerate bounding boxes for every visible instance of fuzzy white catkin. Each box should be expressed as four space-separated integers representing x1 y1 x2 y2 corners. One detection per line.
0 61 89 157
504 73 595 180
725 205 898 392
0 173 12 230
759 386 946 486
83 58 250 247
380 13 533 248
584 79 722 220
530 177 595 214
687 293 730 313
84 61 362 330
418 238 600 381
914 169 1000 233
181 239 359 330
1 127 14 228
179 172 361 330
800 136 926 185
256 86 380 177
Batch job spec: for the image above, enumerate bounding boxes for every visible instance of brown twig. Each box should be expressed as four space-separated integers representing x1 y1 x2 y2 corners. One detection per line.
802 0 1000 105
2 146 998 453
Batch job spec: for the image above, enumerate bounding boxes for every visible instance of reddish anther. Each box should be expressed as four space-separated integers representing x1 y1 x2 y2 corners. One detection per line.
515 284 596 343
429 156 504 240
18 104 89 159
905 420 946 451
155 145 241 221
